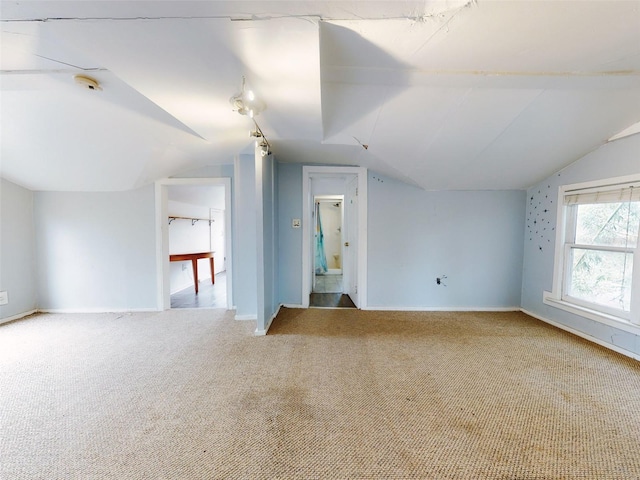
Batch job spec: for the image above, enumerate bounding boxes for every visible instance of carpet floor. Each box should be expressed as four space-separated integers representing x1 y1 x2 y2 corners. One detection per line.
1 308 639 479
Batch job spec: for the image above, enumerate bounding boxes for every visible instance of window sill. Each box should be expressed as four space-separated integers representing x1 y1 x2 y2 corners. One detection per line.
543 291 640 335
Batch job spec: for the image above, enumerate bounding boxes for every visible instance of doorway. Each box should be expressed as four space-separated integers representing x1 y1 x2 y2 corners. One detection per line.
302 166 367 309
311 196 354 308
155 178 233 310
312 196 343 293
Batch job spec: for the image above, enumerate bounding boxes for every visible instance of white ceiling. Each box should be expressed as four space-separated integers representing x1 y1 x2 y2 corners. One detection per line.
1 1 639 192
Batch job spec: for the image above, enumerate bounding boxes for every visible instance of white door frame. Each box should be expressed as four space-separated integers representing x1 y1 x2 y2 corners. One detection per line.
154 177 233 310
302 166 367 308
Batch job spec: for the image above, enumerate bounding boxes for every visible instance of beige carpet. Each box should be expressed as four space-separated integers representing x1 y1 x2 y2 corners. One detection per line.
1 308 639 479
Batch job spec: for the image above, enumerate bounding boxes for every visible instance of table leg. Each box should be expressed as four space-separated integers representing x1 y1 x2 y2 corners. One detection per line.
210 257 215 284
192 258 199 294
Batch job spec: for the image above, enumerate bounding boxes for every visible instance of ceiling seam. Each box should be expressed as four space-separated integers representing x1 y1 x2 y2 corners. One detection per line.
454 89 547 180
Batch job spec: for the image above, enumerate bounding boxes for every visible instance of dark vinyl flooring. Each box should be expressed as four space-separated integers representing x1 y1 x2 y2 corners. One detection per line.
171 272 227 309
309 293 356 308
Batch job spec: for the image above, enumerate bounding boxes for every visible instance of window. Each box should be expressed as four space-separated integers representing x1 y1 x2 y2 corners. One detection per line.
547 176 640 328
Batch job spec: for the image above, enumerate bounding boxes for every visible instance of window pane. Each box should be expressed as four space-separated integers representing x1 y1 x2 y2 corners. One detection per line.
568 248 633 311
575 202 640 247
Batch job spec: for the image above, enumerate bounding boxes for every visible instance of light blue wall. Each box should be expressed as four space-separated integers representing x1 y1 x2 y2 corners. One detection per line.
33 185 157 311
368 172 525 309
233 155 257 317
277 163 304 305
521 134 640 355
275 164 525 309
256 153 279 332
0 179 37 320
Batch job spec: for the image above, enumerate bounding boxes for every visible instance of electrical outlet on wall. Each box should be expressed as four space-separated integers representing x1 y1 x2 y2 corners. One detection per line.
0 291 8 305
436 275 447 286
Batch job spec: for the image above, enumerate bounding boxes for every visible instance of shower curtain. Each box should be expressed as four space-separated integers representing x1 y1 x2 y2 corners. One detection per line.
314 202 328 274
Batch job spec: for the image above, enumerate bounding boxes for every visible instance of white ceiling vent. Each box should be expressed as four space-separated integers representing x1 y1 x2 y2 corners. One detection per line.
73 74 102 91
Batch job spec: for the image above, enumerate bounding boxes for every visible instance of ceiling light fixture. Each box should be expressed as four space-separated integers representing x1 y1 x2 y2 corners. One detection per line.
230 76 264 118
252 121 272 157
230 77 272 157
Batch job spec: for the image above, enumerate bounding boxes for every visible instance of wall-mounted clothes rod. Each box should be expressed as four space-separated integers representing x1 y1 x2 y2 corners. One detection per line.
168 216 214 226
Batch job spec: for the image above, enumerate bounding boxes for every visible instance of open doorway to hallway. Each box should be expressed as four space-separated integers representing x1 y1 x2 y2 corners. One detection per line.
156 178 233 311
310 195 354 308
303 166 367 309
312 196 343 293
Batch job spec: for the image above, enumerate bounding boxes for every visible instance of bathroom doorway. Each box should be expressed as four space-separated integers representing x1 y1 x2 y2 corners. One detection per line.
313 196 343 294
312 196 354 307
302 166 367 309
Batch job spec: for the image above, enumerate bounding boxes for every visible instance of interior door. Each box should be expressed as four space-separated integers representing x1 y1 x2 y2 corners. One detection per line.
344 176 359 307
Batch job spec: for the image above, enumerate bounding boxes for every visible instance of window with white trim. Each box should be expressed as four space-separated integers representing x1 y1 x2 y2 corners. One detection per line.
552 178 640 326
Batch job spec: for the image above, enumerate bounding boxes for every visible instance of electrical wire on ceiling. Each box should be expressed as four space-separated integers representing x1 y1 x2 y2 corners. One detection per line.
252 119 272 157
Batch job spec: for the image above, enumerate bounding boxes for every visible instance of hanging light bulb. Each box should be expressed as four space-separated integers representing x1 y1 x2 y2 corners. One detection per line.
230 76 264 117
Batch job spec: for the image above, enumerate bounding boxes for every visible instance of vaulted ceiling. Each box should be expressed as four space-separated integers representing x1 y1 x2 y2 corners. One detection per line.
2 1 639 192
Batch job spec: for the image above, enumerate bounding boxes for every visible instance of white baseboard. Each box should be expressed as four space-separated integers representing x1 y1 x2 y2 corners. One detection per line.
521 308 640 361
361 306 520 312
255 304 281 336
235 314 257 321
325 269 342 275
38 308 159 314
0 309 38 325
281 303 304 309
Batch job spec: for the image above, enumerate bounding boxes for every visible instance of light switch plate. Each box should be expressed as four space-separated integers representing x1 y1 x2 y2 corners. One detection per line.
0 291 8 306
292 219 301 228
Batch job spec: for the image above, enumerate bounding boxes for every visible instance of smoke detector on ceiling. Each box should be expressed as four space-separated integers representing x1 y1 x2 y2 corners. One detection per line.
73 74 102 91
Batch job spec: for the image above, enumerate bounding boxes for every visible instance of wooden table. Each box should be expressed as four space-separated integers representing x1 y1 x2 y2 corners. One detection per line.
169 252 215 294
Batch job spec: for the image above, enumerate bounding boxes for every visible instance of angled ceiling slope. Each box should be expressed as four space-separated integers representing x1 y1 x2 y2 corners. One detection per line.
1 1 639 192
320 0 640 190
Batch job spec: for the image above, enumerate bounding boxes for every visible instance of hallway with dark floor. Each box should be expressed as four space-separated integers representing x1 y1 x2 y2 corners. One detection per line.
309 293 356 308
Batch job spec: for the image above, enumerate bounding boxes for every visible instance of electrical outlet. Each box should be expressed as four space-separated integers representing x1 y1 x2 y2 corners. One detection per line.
0 291 8 305
182 263 188 271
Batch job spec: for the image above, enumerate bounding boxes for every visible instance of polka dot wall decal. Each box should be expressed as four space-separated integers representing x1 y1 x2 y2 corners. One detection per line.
527 181 556 252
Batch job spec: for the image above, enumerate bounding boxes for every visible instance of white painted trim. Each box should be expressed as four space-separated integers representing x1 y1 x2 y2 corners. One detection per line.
326 269 342 275
255 304 281 336
162 307 225 311
155 177 234 311
38 308 159 314
0 309 38 325
302 166 367 309
235 314 257 321
281 304 304 309
543 291 640 335
562 173 640 194
521 308 640 361
361 306 520 312
357 169 368 309
550 173 640 321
